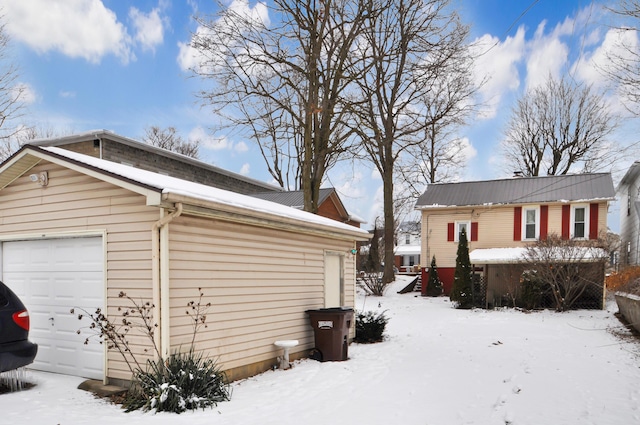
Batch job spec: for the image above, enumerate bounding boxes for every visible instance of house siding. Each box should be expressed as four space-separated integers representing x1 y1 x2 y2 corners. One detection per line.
166 216 356 379
421 202 609 296
0 161 158 380
619 179 640 266
0 160 361 382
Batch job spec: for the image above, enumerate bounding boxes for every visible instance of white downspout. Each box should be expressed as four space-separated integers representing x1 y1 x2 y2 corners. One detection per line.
152 202 183 360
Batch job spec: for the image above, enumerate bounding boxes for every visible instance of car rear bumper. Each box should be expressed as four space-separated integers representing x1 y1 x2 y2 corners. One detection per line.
0 340 38 373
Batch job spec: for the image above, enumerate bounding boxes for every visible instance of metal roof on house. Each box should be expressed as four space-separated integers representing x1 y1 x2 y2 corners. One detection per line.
415 173 615 209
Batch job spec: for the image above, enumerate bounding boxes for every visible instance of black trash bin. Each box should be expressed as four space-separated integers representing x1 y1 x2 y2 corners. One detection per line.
306 307 354 361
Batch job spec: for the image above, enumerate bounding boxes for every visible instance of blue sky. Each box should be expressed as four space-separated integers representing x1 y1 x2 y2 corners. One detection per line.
0 0 635 230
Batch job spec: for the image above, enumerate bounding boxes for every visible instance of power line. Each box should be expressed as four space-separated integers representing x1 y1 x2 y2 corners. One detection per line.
473 0 541 58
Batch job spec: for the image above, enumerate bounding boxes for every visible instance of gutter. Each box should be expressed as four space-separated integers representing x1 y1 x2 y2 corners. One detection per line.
152 202 183 359
162 193 371 242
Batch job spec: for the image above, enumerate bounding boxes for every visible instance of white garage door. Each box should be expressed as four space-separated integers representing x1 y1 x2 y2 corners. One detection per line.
1 237 104 379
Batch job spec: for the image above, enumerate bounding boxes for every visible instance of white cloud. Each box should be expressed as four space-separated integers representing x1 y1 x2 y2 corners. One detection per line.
0 0 134 64
59 90 76 99
239 163 250 175
458 137 477 163
177 0 270 72
189 126 229 150
573 27 638 91
234 141 249 153
525 21 570 90
129 6 167 53
13 83 36 105
471 26 526 119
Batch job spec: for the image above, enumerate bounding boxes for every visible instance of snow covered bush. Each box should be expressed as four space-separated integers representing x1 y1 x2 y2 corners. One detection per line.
74 288 231 413
354 310 389 343
123 349 230 413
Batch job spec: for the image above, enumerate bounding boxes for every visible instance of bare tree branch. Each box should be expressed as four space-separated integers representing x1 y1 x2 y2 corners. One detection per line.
502 75 618 176
188 0 374 212
350 0 473 283
142 126 200 158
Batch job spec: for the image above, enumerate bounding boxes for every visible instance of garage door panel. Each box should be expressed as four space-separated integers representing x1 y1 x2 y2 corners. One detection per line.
2 237 104 380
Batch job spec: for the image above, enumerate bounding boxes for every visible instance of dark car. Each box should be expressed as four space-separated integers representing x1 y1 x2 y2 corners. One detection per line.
0 281 38 373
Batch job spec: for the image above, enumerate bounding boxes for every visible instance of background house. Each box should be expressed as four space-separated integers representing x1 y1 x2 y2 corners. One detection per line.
394 221 421 273
617 162 640 267
253 188 364 228
415 173 615 307
0 145 369 384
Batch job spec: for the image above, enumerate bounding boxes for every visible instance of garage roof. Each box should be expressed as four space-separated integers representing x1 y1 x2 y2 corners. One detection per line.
0 146 370 241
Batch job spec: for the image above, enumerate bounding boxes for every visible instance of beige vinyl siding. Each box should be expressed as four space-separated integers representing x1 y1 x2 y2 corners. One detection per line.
422 202 609 269
167 216 356 373
0 162 158 380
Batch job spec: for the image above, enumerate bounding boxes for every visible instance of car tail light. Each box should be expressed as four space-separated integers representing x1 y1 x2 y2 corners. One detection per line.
12 310 30 331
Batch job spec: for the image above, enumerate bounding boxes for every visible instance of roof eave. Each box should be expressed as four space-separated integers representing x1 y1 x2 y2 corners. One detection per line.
161 192 372 242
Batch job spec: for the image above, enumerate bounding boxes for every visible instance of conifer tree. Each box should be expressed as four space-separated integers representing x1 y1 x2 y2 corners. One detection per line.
451 227 473 308
426 255 443 297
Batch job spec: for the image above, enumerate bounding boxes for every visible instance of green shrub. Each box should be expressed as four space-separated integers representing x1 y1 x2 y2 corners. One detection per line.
354 310 389 343
123 349 231 413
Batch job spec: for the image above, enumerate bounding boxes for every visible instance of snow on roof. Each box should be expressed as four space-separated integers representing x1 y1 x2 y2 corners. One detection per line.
394 245 421 256
470 248 527 264
40 147 369 237
470 247 607 264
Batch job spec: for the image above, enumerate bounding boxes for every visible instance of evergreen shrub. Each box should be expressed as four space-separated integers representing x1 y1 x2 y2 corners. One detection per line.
354 310 389 343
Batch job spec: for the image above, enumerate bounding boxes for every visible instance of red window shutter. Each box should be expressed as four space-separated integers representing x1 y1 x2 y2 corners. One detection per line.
561 205 570 240
447 222 454 242
589 203 599 240
540 205 548 240
513 207 522 241
471 222 478 242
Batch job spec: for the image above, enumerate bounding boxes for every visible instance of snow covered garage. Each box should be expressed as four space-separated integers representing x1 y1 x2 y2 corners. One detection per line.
0 145 369 383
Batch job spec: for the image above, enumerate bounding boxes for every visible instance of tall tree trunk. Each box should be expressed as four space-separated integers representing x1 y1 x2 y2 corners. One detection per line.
382 147 395 284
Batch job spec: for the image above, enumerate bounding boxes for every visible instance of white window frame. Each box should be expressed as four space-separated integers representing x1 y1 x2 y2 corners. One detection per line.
521 206 540 241
571 204 589 240
454 220 471 242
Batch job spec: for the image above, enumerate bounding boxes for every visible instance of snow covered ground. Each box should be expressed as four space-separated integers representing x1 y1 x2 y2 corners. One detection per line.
2 276 640 424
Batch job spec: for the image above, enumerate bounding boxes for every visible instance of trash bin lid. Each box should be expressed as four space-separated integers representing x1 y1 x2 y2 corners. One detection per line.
306 307 354 314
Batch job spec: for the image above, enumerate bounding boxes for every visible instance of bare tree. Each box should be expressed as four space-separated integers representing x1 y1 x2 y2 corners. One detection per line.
603 0 640 115
502 75 617 176
0 125 70 162
522 233 608 311
188 0 373 212
399 55 477 199
351 0 472 283
0 19 28 161
142 126 200 158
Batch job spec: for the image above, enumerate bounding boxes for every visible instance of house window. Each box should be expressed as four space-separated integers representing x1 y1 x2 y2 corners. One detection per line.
571 205 589 239
455 221 470 242
405 234 411 245
522 207 539 240
409 256 415 266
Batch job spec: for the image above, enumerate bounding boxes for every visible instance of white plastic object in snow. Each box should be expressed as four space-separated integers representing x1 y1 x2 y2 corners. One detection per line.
274 340 299 370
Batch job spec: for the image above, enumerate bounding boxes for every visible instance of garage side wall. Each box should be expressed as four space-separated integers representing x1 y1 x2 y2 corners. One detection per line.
0 162 159 381
167 215 357 380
